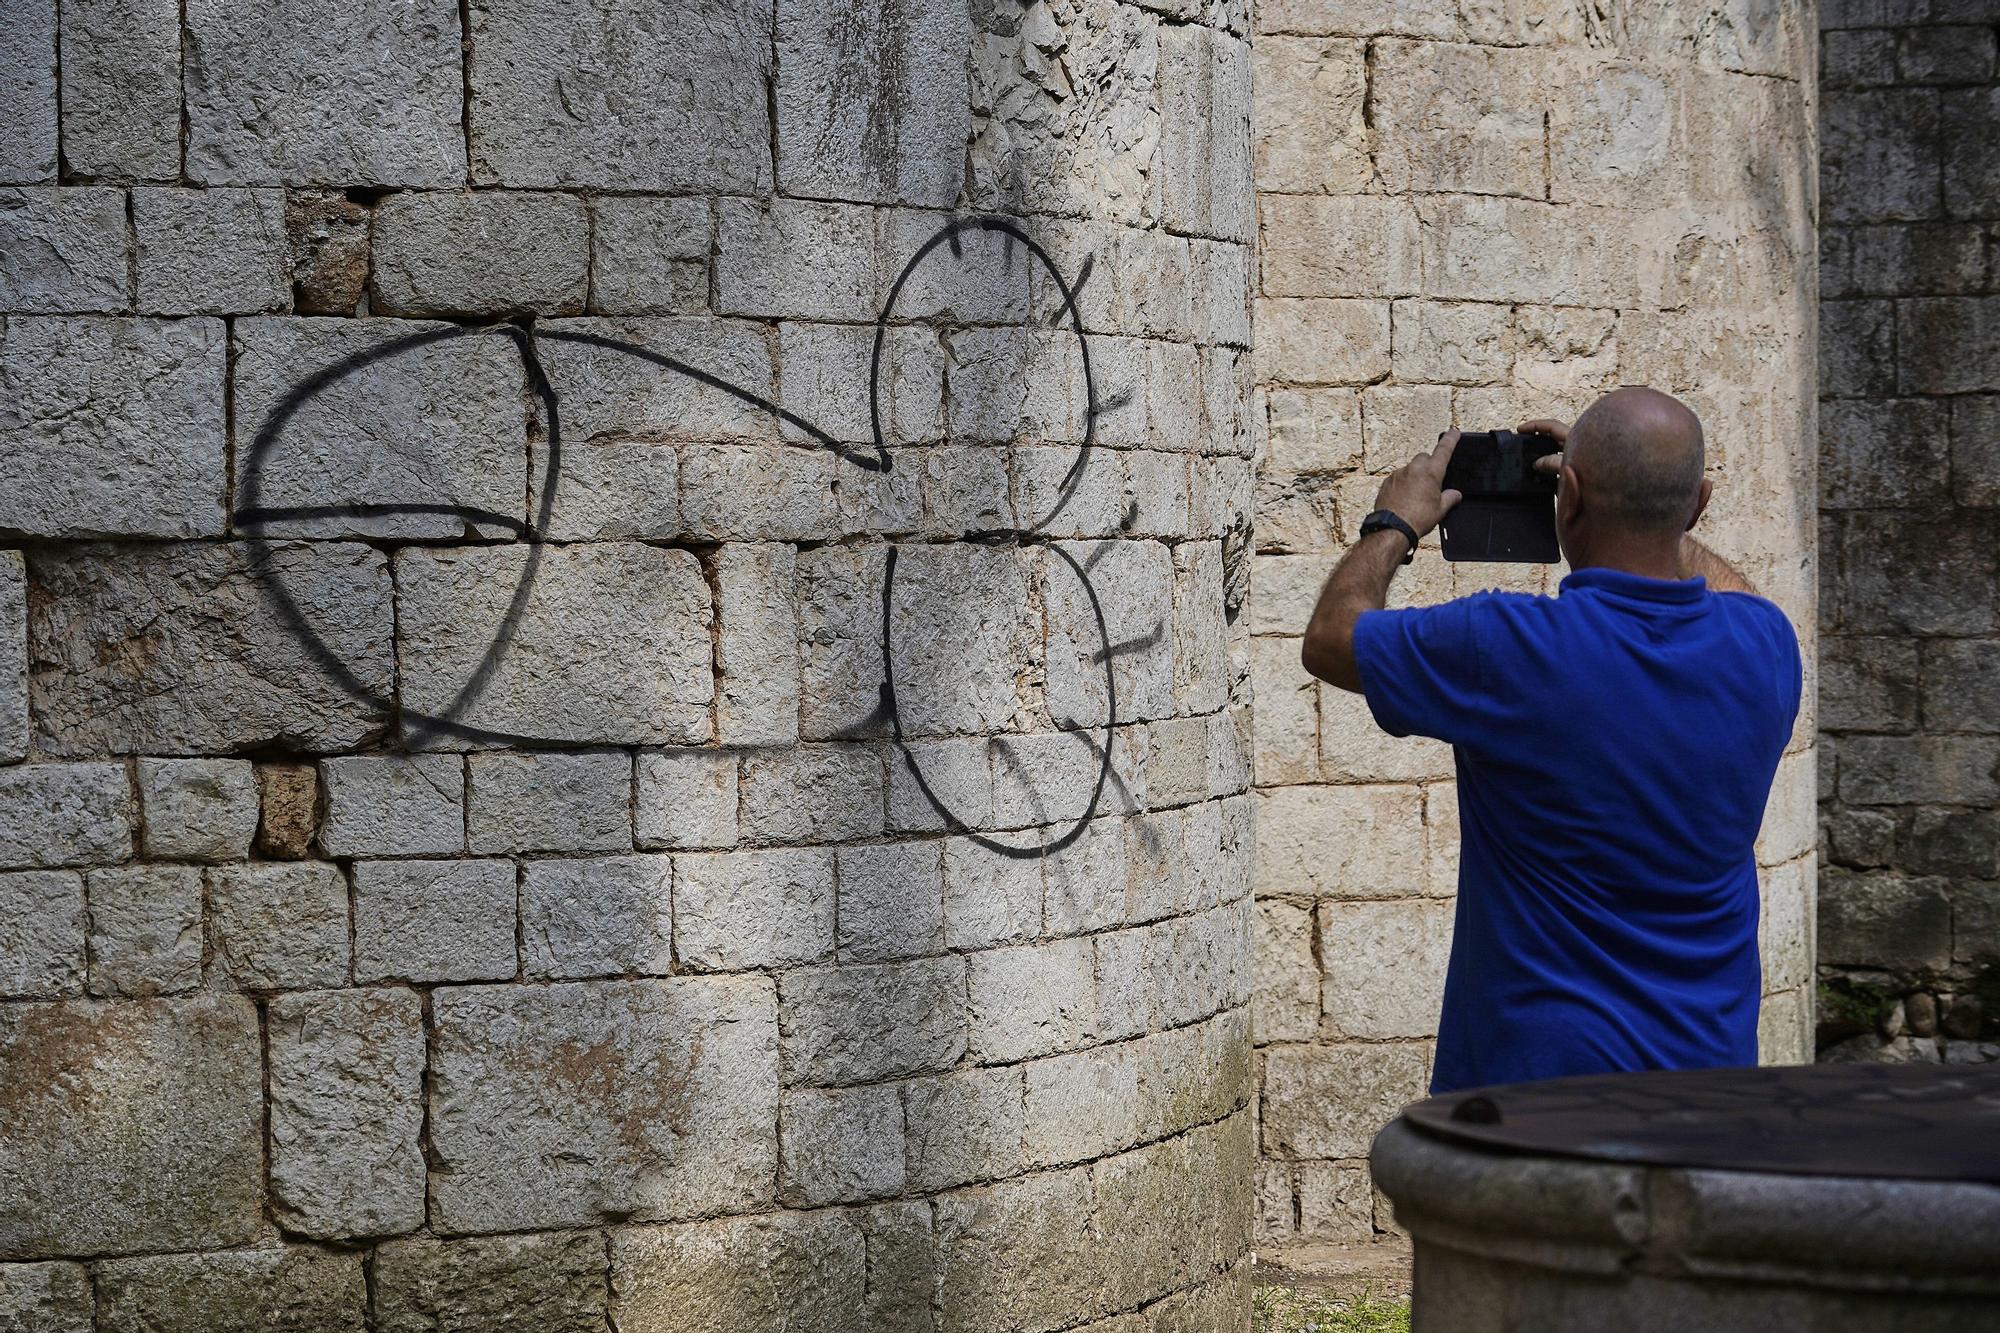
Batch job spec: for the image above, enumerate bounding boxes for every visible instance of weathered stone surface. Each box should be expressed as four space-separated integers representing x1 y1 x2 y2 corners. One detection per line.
268 988 426 1238
1372 39 1545 198
1260 197 1420 302
185 0 465 186
1261 1042 1428 1159
1955 394 2000 508
1158 24 1255 241
320 754 465 857
1838 735 2000 805
836 840 945 963
715 198 876 322
0 189 126 312
0 0 56 182
372 191 589 317
28 541 393 754
538 316 776 446
676 847 834 972
1820 870 1953 971
716 543 800 746
1256 297 1392 386
354 859 516 984
635 750 738 851
529 435 681 541
779 955 967 1086
1255 784 1425 898
1822 87 1941 224
372 1231 609 1333
1819 397 1951 508
739 745 886 845
522 854 674 979
1252 898 1317 1044
1819 636 1919 732
467 750 630 853
2 316 223 537
0 1261 90 1332
397 543 712 746
780 1083 906 1204
84 866 202 998
0 764 131 870
932 1167 1100 1333
0 871 82 999
0 552 20 763
286 191 371 314
208 861 350 989
95 1247 365 1333
942 834 1043 950
903 1065 1027 1193
1252 37 1367 194
590 195 711 316
1550 62 1678 205
60 0 181 177
610 1211 867 1333
429 977 778 1232
256 762 321 858
775 0 971 207
0 994 262 1256
1316 898 1451 1040
1418 195 1635 307
967 938 1096 1063
467 0 772 192
136 759 259 863
1899 296 2000 395
134 188 290 315
681 443 839 541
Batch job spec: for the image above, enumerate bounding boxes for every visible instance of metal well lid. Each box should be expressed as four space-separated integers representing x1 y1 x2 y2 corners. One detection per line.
1404 1063 2000 1184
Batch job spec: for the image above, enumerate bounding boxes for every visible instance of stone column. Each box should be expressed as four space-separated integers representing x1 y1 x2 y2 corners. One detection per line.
0 1 1257 1327
1248 1 1820 1252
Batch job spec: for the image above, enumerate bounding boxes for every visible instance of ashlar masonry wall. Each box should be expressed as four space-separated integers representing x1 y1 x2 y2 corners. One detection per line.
1247 0 1821 1249
0 1 1260 1329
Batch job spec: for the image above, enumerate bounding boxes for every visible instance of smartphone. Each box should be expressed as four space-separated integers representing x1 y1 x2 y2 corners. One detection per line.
1440 430 1561 564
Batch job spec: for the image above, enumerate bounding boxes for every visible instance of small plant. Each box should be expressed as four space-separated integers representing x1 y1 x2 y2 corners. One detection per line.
1253 1284 1412 1333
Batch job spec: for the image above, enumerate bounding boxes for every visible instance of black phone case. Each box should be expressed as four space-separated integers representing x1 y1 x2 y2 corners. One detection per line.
1439 498 1561 563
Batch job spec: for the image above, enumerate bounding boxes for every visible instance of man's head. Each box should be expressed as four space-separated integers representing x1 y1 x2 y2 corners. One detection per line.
1555 386 1710 566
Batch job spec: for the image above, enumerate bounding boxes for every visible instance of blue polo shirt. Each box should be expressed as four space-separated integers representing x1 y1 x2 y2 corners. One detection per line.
1353 567 1801 1094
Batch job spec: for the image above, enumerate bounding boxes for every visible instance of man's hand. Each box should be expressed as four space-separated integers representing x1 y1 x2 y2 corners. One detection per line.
1521 417 1570 478
1371 429 1465 539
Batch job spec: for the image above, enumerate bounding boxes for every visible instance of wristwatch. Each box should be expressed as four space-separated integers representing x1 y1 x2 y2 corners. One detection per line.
1359 509 1420 565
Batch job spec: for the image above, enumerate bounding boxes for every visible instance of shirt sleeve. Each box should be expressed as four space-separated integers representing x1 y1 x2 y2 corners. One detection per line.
1352 599 1486 745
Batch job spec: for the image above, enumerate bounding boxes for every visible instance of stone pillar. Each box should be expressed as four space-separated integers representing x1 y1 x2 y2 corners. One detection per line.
1816 2 2000 1065
0 1 1257 1327
1248 2 1820 1251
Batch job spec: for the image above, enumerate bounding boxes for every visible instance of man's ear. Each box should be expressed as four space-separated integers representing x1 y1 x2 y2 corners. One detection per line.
1686 477 1713 532
1557 462 1583 528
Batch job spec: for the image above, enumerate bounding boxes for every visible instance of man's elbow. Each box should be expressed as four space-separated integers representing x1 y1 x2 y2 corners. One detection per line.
1300 625 1362 693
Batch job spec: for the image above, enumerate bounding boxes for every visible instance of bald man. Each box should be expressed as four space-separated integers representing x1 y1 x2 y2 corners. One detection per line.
1300 387 1801 1094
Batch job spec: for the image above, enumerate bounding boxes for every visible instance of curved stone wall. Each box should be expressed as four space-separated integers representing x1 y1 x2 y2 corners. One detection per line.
1248 1 1820 1250
0 1 1257 1327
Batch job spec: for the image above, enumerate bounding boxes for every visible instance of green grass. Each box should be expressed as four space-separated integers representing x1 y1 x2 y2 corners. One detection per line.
1253 1285 1412 1333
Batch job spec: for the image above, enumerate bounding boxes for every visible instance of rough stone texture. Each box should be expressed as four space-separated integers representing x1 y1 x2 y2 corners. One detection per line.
256 762 321 858
286 191 371 314
0 551 23 763
467 750 631 853
372 1232 609 1333
372 191 588 317
0 870 83 999
0 764 132 870
428 977 778 1233
268 989 426 1239
635 750 739 851
136 759 260 862
320 754 466 858
675 848 835 972
0 189 127 313
134 188 290 315
95 1247 365 1333
590 195 711 316
609 1211 870 1333
0 0 56 182
0 316 224 537
208 861 350 989
779 956 968 1086
521 854 674 978
84 866 203 998
185 0 466 186
0 1261 91 1332
0 995 263 1257
58 0 181 180
353 859 517 984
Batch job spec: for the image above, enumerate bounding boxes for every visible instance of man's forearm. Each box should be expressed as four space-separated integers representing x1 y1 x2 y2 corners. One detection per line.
1301 529 1409 692
1680 535 1758 595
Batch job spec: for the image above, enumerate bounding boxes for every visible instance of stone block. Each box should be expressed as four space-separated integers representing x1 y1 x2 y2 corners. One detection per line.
354 858 516 984
1158 24 1254 242
0 552 19 763
1822 88 1941 224
544 316 779 443
1256 298 1391 386
1824 222 1989 298
1318 898 1452 1040
185 0 464 186
1390 300 1514 386
208 861 350 989
256 762 320 859
889 736 995 835
1922 639 2000 733
0 0 55 182
133 187 289 315
1090 1118 1249 1312
1550 62 1679 204
268 988 425 1238
1818 398 1951 508
372 1232 608 1333
529 436 681 541
1942 86 2000 218
775 0 970 207
1022 1040 1144 1168
466 750 631 854
286 191 370 314
715 197 876 322
923 443 1016 536
429 977 778 1232
1899 24 1997 83
1045 540 1176 727
836 840 945 963
1756 749 1818 867
1252 37 1368 194
0 1262 89 1332
780 955 967 1086
0 870 81 999
1255 784 1425 899
1899 296 2000 395
522 854 674 979
1263 389 1360 477
944 326 1083 447
467 0 771 192
232 317 526 540
0 188 126 312
1820 870 1953 971
1839 509 1996 635
966 938 1096 1063
780 1083 906 1205
1758 856 1812 994
398 543 712 746
1372 40 1545 198
715 543 800 746
739 745 886 845
610 1211 867 1333
933 1167 1103 1333
1319 683 1453 782
373 191 588 317
942 835 1043 950
1418 195 1635 307
0 994 262 1256
675 847 834 971
1825 27 1896 88
635 750 738 851
3 315 224 537
84 866 202 998
590 195 710 316
1255 0 1456 37
136 759 258 863
0 763 131 870
1297 1160 1374 1242
777 322 941 454
1042 814 1129 936
1251 637 1319 786
1253 898 1318 1044
58 0 179 179
320 754 466 858
680 443 838 542
889 544 1035 734
95 1248 365 1333
1953 395 2000 507
1819 299 1898 398
798 545 890 739
901 1065 1026 1193
1261 1041 1428 1159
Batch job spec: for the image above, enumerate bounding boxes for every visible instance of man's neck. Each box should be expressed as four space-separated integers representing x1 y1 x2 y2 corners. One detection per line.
1564 538 1686 582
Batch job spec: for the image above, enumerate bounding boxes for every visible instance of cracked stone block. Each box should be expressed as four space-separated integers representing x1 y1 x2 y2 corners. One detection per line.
285 191 370 314
59 0 181 179
84 865 203 998
136 759 260 863
372 1232 609 1333
590 195 711 315
716 543 800 747
185 0 466 186
0 1262 90 1333
268 988 426 1240
635 750 738 851
902 1065 1026 1193
232 317 527 541
610 1211 870 1333
372 190 589 317
0 0 56 182
466 0 772 193
95 1246 365 1333
29 540 393 755
775 0 971 208
521 854 674 979
353 858 517 984
0 188 127 312
1253 37 1367 195
1 316 224 538
778 955 967 1085
0 763 132 870
467 749 632 854
0 870 82 999
0 993 262 1257
134 187 290 315
674 847 834 972
397 542 712 748
428 976 778 1232
208 861 349 990
320 754 466 858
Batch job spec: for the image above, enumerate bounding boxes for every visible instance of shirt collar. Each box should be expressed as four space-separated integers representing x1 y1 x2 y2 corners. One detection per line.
1559 566 1709 604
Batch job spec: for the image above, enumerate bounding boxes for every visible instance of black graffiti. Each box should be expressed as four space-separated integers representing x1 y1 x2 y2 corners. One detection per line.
237 215 1147 856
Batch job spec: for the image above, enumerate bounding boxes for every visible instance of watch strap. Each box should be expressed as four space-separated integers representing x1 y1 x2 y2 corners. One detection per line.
1360 509 1419 565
